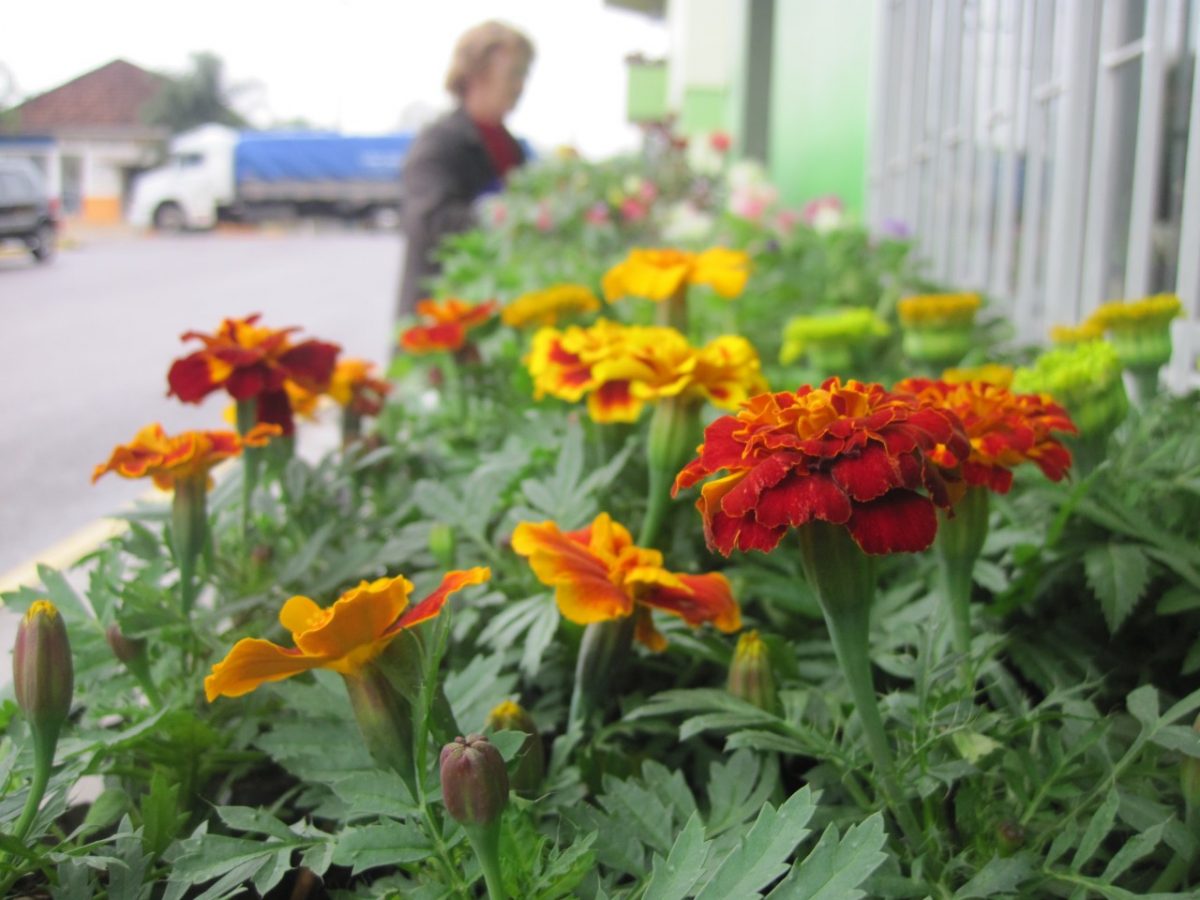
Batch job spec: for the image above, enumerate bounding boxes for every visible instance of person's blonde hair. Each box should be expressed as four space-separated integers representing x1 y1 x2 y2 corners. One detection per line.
445 21 534 100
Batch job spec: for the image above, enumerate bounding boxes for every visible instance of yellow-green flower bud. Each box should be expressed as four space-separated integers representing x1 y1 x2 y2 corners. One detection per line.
429 523 457 570
14 601 74 740
727 630 778 713
486 700 545 795
440 734 510 827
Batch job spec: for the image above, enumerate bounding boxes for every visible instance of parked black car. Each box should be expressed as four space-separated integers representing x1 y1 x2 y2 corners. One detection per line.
0 158 58 263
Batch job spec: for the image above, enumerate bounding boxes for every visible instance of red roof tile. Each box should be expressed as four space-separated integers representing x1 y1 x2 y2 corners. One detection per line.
7 59 169 133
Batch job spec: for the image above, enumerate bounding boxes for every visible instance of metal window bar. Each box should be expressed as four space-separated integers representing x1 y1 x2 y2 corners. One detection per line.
917 3 948 258
1169 0 1200 387
931 0 966 278
951 0 983 285
967 0 1005 289
904 0 934 229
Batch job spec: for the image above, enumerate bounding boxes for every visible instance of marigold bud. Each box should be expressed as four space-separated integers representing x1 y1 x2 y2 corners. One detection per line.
486 700 545 796
14 601 74 738
440 733 509 826
105 624 146 665
727 630 778 713
1182 714 1200 810
995 819 1026 856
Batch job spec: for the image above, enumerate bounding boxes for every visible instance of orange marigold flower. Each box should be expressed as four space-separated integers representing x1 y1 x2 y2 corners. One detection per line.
527 319 766 423
502 284 602 328
204 567 490 700
602 247 751 303
92 422 280 490
328 358 392 416
512 513 740 651
673 377 971 556
400 298 498 353
167 314 340 435
895 378 1077 494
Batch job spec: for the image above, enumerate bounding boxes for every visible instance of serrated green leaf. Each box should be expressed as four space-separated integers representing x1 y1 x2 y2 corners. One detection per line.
77 788 130 838
332 769 417 818
705 750 778 838
695 787 818 900
141 771 185 858
766 812 887 900
1083 543 1151 632
1072 786 1120 871
215 806 296 841
1101 819 1166 881
333 821 432 875
953 854 1034 898
644 813 709 900
597 772 675 856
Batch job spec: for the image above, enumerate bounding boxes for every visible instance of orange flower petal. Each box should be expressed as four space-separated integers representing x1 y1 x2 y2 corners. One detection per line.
394 566 490 631
204 637 323 701
291 575 413 659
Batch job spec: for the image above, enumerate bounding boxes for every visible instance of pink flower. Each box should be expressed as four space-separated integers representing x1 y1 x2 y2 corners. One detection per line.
491 202 509 226
535 201 553 232
774 209 801 235
585 203 610 226
710 131 732 153
638 181 659 204
620 198 648 222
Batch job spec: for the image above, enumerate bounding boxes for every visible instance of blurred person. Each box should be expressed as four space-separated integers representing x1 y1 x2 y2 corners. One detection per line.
396 21 534 321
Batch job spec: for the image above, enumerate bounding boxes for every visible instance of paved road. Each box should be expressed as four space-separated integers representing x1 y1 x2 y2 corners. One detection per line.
0 228 403 576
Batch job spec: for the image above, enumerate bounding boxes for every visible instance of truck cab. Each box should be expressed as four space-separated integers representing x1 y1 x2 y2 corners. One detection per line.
128 124 237 230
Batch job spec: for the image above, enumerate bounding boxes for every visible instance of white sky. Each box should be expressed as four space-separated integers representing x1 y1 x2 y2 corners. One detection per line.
1 0 669 157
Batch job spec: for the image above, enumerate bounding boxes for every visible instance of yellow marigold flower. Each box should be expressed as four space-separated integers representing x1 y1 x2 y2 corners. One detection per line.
897 292 981 327
1049 321 1104 345
602 247 750 303
1090 294 1184 330
502 284 602 328
942 364 1015 388
92 423 280 491
328 358 391 416
205 567 490 700
512 513 740 651
526 320 766 423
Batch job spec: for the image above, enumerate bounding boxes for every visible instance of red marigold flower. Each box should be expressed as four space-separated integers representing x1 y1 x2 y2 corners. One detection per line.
673 377 971 556
512 512 741 651
328 358 392 417
167 314 340 435
895 378 1077 494
92 422 280 490
399 298 498 354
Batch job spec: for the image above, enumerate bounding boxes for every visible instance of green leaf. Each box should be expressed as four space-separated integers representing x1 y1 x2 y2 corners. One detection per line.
1083 543 1151 632
695 787 818 900
1127 685 1160 732
1101 819 1166 881
77 788 130 838
953 855 1034 898
644 813 710 900
215 806 296 841
766 813 887 900
140 771 185 858
1072 786 1121 871
331 770 417 818
597 772 676 856
333 821 432 874
705 750 779 838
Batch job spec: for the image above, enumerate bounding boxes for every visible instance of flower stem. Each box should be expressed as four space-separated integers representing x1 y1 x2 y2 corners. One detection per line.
797 522 922 847
568 616 635 734
934 487 990 688
11 729 54 843
1127 365 1160 407
465 821 507 900
236 398 259 550
637 465 671 550
656 283 688 334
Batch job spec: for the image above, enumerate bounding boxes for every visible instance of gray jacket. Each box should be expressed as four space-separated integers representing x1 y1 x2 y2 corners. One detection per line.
396 108 524 318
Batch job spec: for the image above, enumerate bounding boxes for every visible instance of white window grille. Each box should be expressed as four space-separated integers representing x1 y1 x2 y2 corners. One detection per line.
868 0 1200 389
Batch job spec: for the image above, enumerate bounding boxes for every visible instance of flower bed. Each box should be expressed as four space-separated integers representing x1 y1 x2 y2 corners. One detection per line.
3 142 1200 899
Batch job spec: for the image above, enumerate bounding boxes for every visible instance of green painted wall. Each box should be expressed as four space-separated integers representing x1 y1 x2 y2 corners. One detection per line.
680 86 729 135
627 62 669 123
768 0 874 214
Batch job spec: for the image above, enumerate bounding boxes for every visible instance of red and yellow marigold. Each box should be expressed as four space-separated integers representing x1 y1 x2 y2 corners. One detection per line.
502 283 602 328
895 377 1076 494
205 567 490 700
92 422 280 490
399 298 498 353
673 377 971 556
512 512 740 651
526 319 766 423
602 247 750 303
167 314 340 434
328 358 392 416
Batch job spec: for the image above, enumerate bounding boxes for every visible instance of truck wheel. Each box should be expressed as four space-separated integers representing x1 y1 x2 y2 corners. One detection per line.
28 221 56 263
153 202 187 232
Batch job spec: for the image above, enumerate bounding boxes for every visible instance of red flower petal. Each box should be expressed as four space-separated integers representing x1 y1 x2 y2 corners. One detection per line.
830 443 900 502
719 453 796 518
280 340 340 390
167 353 217 403
846 490 938 554
225 365 268 401
755 473 852 529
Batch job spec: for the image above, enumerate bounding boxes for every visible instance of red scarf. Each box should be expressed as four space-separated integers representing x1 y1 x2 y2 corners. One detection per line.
472 118 520 179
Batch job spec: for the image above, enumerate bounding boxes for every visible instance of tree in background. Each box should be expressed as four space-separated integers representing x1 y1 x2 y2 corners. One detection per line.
142 52 251 133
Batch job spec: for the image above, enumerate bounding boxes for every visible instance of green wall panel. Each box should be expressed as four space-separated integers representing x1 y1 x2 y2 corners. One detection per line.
768 0 874 214
680 86 730 136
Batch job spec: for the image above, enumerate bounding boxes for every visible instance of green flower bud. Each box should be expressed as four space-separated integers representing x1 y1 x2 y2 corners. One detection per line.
995 819 1026 856
14 601 74 739
727 630 778 714
440 734 509 827
105 624 146 665
486 700 545 795
429 523 457 570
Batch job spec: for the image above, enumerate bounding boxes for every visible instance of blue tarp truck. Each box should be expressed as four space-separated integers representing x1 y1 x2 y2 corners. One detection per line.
128 124 413 230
